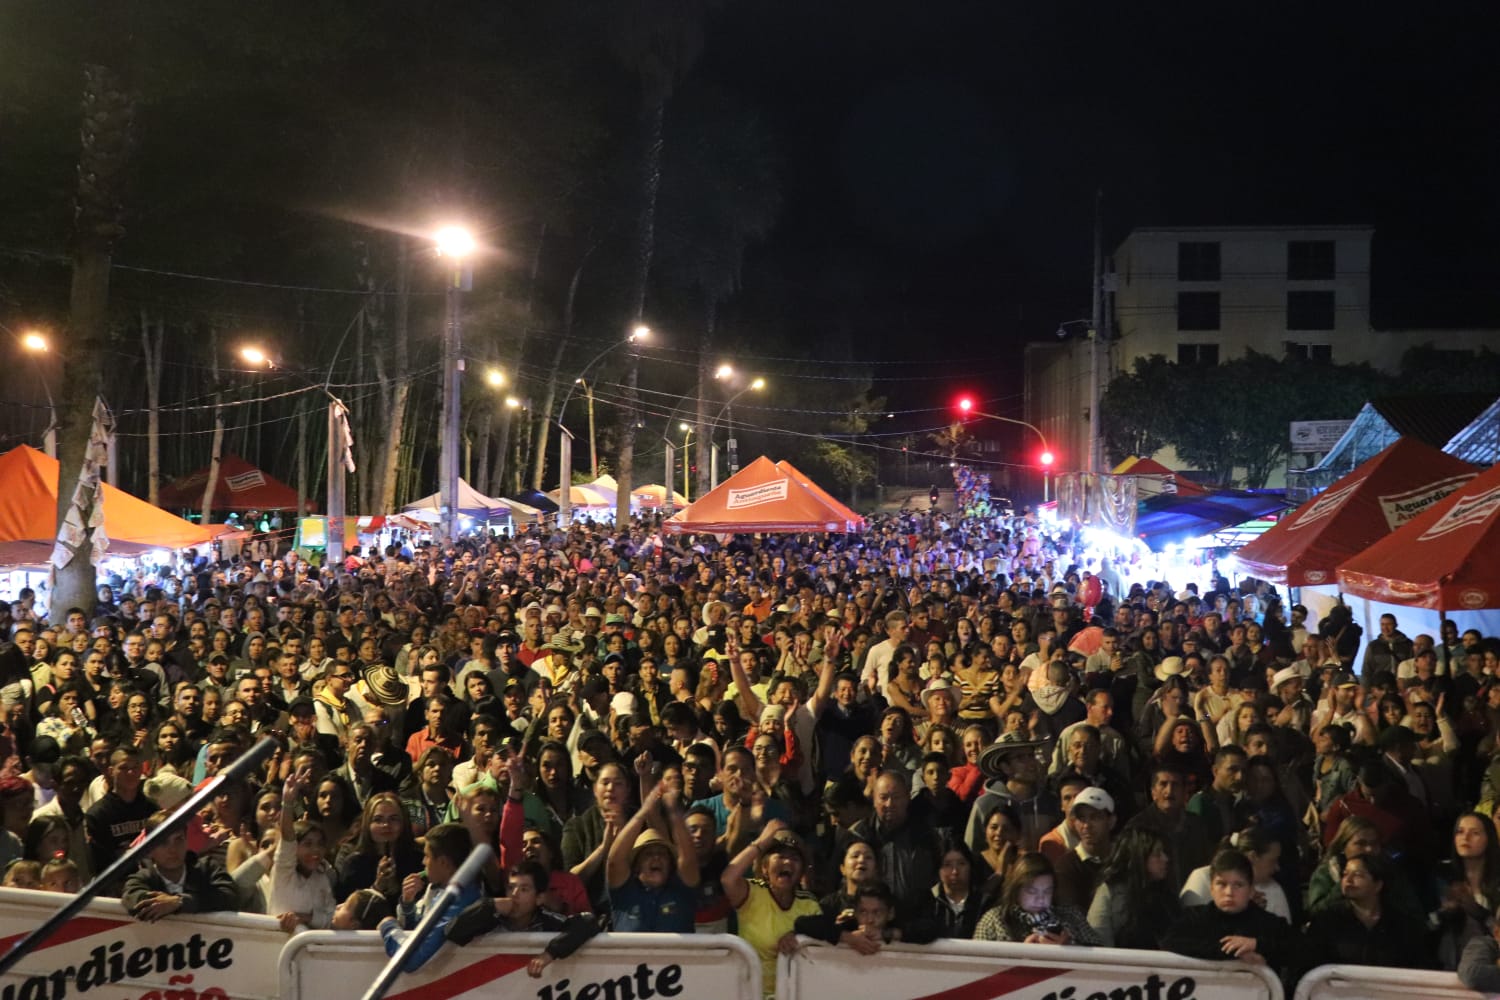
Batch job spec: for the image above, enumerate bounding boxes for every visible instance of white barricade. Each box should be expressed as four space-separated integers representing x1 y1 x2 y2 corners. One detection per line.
1294 964 1483 1000
278 930 761 1000
0 886 287 1000
778 938 1284 1000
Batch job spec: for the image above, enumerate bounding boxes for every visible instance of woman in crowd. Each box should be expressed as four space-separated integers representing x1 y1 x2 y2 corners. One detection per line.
310 773 359 851
1087 828 1178 949
1305 852 1431 970
820 837 880 916
926 841 982 939
722 820 821 997
877 706 923 777
1435 812 1500 969
974 851 1099 944
402 746 455 839
333 791 423 900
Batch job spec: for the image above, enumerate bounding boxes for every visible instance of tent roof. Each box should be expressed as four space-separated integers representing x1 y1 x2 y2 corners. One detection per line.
1111 456 1209 496
1311 395 1493 477
774 460 866 529
1445 395 1500 466
404 479 530 520
1338 460 1500 611
664 456 863 534
631 484 689 508
547 484 613 507
508 489 558 514
157 454 304 512
0 446 213 554
1234 437 1479 586
1133 490 1291 552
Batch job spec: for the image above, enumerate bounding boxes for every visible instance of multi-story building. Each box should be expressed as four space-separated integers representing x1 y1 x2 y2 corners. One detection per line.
1025 224 1497 485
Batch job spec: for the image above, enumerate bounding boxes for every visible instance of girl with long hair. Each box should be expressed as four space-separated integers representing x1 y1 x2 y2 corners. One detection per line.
333 791 423 900
1087 828 1178 949
1436 812 1500 969
973 851 1099 944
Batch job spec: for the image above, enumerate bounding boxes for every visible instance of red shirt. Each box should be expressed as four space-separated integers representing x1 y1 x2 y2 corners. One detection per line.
405 729 464 764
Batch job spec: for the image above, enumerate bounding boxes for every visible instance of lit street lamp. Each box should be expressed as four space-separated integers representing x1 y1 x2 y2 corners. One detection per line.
485 369 506 387
17 330 56 457
241 345 355 563
555 325 650 525
712 367 765 476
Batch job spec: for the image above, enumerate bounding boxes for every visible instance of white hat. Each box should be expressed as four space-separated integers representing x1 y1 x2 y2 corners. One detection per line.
1070 787 1115 815
1272 666 1302 690
610 692 638 716
1154 656 1186 683
583 607 603 618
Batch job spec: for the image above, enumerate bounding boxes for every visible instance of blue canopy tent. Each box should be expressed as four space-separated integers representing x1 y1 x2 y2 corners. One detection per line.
1133 490 1291 551
508 489 559 514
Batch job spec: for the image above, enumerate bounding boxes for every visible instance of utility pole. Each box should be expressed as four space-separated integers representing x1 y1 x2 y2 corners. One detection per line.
557 428 573 528
1089 188 1104 474
327 399 347 566
585 380 598 479
434 227 475 547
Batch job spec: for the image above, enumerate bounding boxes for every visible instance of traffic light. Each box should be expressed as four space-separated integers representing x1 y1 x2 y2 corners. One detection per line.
1039 450 1055 467
956 396 974 415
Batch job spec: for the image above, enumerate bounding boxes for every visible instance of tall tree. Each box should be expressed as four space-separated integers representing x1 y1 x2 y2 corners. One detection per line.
605 0 720 527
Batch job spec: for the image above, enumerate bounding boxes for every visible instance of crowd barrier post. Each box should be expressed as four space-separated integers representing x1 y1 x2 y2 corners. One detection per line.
0 736 276 978
282 930 762 1000
0 886 287 1000
358 842 494 1000
778 937 1284 1000
1293 964 1483 1000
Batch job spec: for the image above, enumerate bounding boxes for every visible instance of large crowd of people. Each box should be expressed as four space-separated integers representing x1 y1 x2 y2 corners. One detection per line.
2 505 1499 996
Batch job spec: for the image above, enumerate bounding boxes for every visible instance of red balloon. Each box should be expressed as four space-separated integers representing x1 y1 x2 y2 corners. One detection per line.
1080 576 1102 608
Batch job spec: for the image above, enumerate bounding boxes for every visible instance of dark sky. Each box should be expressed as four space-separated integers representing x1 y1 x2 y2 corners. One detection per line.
695 0 1500 410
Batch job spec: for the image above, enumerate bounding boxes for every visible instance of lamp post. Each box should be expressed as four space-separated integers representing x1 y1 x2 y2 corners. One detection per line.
435 225 476 548
678 422 693 503
572 378 599 479
240 346 355 563
711 366 764 476
957 398 1055 503
555 325 649 526
16 330 56 458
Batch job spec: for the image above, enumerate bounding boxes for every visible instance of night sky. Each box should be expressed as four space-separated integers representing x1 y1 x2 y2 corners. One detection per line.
697 1 1500 409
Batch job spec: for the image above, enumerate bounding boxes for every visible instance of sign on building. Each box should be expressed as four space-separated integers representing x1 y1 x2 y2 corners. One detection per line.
1290 420 1353 453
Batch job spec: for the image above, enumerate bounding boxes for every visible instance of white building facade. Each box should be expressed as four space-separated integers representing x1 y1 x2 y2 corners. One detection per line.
1025 224 1497 485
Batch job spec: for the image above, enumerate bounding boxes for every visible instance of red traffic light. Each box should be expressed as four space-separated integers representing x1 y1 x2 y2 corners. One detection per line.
1039 450 1055 467
956 396 973 414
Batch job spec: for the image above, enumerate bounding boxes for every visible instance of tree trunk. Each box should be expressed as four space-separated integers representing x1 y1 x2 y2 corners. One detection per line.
616 97 667 528
378 236 413 512
51 29 134 618
476 408 492 499
531 243 596 491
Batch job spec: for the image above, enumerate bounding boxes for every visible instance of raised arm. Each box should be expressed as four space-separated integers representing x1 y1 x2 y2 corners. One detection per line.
808 654 837 720
607 785 663 890
729 652 765 722
721 818 787 909
663 789 699 888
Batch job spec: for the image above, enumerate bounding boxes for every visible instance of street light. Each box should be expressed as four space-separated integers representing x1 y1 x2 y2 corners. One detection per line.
239 344 355 562
711 373 766 477
485 369 506 387
555 325 652 524
14 329 55 457
955 395 1055 502
434 224 475 547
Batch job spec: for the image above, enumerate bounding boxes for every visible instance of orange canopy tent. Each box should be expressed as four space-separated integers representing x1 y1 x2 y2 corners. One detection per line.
663 456 863 534
1234 438 1479 587
1337 460 1500 611
774 460 866 529
631 484 689 509
0 445 213 554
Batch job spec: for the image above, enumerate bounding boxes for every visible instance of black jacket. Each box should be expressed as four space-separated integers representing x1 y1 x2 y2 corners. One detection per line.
121 855 239 917
446 897 601 959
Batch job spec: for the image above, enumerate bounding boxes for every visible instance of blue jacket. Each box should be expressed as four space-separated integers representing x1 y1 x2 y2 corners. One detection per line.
380 880 484 972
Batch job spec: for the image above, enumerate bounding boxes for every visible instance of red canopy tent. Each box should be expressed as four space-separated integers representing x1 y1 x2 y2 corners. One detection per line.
1234 438 1479 586
1112 456 1209 496
1337 459 1500 611
158 454 306 512
664 456 863 534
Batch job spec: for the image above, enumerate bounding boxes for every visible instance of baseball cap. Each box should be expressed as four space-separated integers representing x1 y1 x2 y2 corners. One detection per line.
1070 787 1115 815
1332 670 1359 688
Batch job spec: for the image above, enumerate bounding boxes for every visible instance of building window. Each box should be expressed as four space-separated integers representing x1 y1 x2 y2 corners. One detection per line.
1287 240 1335 280
1286 342 1333 363
1178 343 1220 365
1177 291 1220 330
1287 290 1335 330
1177 241 1221 281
